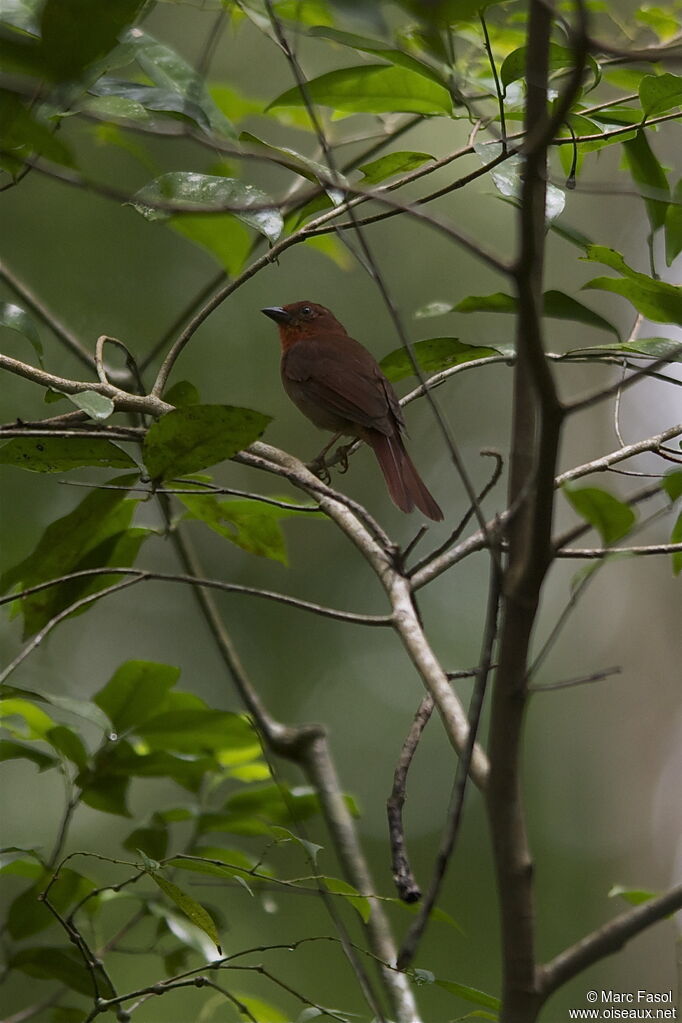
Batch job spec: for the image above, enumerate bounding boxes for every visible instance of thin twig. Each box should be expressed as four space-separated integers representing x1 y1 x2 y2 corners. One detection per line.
397 554 501 970
387 695 434 903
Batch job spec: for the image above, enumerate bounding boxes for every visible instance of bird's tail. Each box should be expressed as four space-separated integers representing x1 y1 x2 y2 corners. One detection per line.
369 433 443 521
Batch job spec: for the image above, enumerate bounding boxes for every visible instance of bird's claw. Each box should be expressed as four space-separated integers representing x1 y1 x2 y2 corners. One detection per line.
335 444 351 474
309 456 332 484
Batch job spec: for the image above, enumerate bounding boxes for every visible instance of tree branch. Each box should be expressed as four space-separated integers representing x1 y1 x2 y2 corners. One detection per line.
539 884 682 998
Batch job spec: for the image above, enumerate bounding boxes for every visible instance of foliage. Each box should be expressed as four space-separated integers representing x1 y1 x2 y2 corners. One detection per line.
1 0 681 1021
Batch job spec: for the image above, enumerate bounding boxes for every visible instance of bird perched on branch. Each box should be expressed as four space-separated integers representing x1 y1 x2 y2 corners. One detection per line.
262 300 443 521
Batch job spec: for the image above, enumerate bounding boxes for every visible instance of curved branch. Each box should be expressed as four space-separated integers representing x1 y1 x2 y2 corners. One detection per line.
0 352 172 417
539 884 682 998
0 567 392 628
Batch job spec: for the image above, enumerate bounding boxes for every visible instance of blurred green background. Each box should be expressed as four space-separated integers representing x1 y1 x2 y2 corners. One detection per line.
1 2 681 1020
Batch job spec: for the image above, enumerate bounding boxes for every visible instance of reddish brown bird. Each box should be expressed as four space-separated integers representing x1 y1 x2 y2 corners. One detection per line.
262 300 443 521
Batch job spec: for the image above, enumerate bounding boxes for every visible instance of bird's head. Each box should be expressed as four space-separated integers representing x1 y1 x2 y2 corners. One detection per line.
261 301 346 346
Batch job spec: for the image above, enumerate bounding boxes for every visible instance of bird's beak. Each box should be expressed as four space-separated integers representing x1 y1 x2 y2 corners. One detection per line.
261 306 292 324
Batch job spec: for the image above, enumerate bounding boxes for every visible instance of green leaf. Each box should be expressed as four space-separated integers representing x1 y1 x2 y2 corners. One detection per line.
380 338 509 383
78 758 131 817
608 884 658 906
148 871 221 952
432 289 620 337
239 131 344 189
232 994 289 1023
132 172 283 243
170 212 251 275
582 245 682 325
129 28 235 138
143 404 271 480
94 660 180 734
665 179 682 267
474 142 565 221
0 697 56 739
269 824 323 866
358 150 435 184
0 486 138 636
39 0 146 82
31 690 112 732
563 485 637 544
0 739 57 772
0 436 136 473
303 233 353 269
622 131 669 233
123 819 169 860
11 946 114 997
435 978 501 1012
639 72 682 117
163 380 200 407
201 784 322 836
180 492 315 564
90 78 216 134
0 89 73 168
46 725 87 770
670 511 682 576
0 302 43 361
321 876 371 922
268 65 453 116
662 470 682 502
65 390 115 420
137 708 256 755
307 26 447 86
8 867 94 939
500 43 600 90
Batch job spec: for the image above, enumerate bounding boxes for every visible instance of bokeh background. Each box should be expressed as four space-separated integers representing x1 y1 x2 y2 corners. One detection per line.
1 2 681 1020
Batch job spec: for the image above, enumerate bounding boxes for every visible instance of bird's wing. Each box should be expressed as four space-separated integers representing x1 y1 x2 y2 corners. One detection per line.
284 336 401 435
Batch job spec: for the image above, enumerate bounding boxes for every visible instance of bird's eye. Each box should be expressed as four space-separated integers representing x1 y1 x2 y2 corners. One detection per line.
301 305 313 317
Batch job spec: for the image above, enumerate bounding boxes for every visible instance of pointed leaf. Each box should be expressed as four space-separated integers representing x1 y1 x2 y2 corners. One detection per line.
665 179 682 267
608 884 658 906
623 130 669 233
380 338 509 382
0 89 73 168
434 978 501 1011
0 740 57 772
11 946 114 997
358 150 435 184
563 485 636 544
143 404 271 480
129 28 235 137
170 212 251 275
639 72 682 117
94 660 180 734
179 492 314 564
321 876 371 922
39 0 146 81
148 871 221 952
239 130 344 187
582 246 682 324
0 302 43 361
307 26 447 86
268 65 453 116
0 436 136 473
662 470 682 503
500 43 600 90
66 390 115 420
132 172 283 242
438 289 620 337
671 511 682 576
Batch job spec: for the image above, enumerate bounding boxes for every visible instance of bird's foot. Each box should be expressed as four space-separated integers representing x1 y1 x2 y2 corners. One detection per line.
309 455 332 484
335 443 352 474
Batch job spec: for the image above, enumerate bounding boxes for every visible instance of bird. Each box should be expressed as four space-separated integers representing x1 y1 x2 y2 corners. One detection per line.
261 300 443 521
